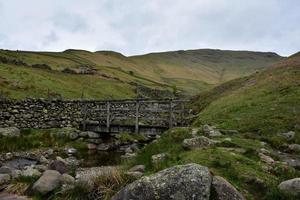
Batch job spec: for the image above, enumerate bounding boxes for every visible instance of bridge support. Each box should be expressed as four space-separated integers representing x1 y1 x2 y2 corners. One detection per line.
135 100 140 134
106 101 110 132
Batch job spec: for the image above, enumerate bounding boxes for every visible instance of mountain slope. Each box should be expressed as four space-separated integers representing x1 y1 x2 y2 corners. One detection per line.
0 48 284 99
192 52 300 135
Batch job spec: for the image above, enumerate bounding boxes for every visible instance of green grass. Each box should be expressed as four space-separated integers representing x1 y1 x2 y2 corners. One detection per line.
0 129 85 152
118 132 147 143
0 48 283 99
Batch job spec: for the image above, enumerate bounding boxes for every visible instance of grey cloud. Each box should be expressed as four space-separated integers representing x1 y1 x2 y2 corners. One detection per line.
52 12 89 32
0 0 299 56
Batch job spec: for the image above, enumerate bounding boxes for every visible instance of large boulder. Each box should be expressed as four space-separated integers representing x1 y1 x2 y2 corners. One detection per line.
182 136 215 150
32 170 61 195
48 160 68 174
0 127 20 137
278 178 300 196
211 176 245 200
111 163 212 200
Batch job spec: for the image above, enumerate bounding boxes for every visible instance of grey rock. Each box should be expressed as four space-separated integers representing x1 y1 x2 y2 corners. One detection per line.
60 173 75 185
87 143 97 150
129 165 145 173
48 160 68 174
111 163 212 200
278 131 296 141
283 158 300 169
32 170 61 195
203 124 222 137
87 131 99 139
125 171 143 179
66 148 77 154
79 131 89 137
0 166 13 175
34 165 48 172
39 156 49 164
259 153 275 165
21 167 42 177
0 174 11 186
69 132 79 140
65 157 80 167
220 129 239 135
86 138 103 144
288 144 300 152
97 143 110 151
182 136 215 150
0 127 20 137
211 176 245 200
121 153 137 160
278 178 300 196
151 153 168 165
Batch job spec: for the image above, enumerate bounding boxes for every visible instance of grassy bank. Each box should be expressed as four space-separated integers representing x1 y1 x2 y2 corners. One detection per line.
127 128 300 199
0 129 85 153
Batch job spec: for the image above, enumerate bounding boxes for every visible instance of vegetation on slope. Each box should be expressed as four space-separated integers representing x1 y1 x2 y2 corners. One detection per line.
0 48 283 99
192 53 300 136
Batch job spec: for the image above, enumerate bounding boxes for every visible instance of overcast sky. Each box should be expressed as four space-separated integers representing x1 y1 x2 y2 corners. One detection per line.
0 0 299 56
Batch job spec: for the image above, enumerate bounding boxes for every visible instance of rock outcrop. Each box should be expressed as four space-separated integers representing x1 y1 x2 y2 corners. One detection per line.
278 178 300 196
111 163 212 200
211 176 245 200
32 170 61 195
182 136 215 150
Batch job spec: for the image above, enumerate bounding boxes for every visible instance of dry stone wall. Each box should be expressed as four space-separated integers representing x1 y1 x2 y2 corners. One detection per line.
0 99 102 129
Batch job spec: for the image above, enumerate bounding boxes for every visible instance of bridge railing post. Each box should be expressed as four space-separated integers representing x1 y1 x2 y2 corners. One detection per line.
135 100 140 134
106 101 110 132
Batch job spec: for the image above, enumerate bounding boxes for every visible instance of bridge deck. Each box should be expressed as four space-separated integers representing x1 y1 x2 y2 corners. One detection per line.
81 98 190 135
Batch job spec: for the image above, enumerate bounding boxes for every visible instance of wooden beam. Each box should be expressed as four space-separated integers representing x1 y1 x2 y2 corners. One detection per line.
106 101 110 132
135 100 140 134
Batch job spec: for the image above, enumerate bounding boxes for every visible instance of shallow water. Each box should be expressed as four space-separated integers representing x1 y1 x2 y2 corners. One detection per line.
75 150 122 168
4 158 37 170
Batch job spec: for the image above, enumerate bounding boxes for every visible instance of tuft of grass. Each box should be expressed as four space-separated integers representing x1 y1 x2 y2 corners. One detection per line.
129 127 191 172
118 132 147 143
52 168 135 200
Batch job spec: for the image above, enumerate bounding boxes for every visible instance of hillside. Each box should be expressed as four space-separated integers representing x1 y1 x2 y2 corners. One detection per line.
192 52 300 135
0 48 283 99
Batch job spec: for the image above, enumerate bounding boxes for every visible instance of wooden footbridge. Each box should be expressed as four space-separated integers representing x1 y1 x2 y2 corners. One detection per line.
81 98 190 135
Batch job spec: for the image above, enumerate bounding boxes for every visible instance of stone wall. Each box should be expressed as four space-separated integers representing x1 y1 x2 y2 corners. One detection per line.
0 99 104 129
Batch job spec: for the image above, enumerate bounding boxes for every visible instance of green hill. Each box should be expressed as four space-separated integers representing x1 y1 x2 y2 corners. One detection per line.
0 48 283 99
192 52 300 135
